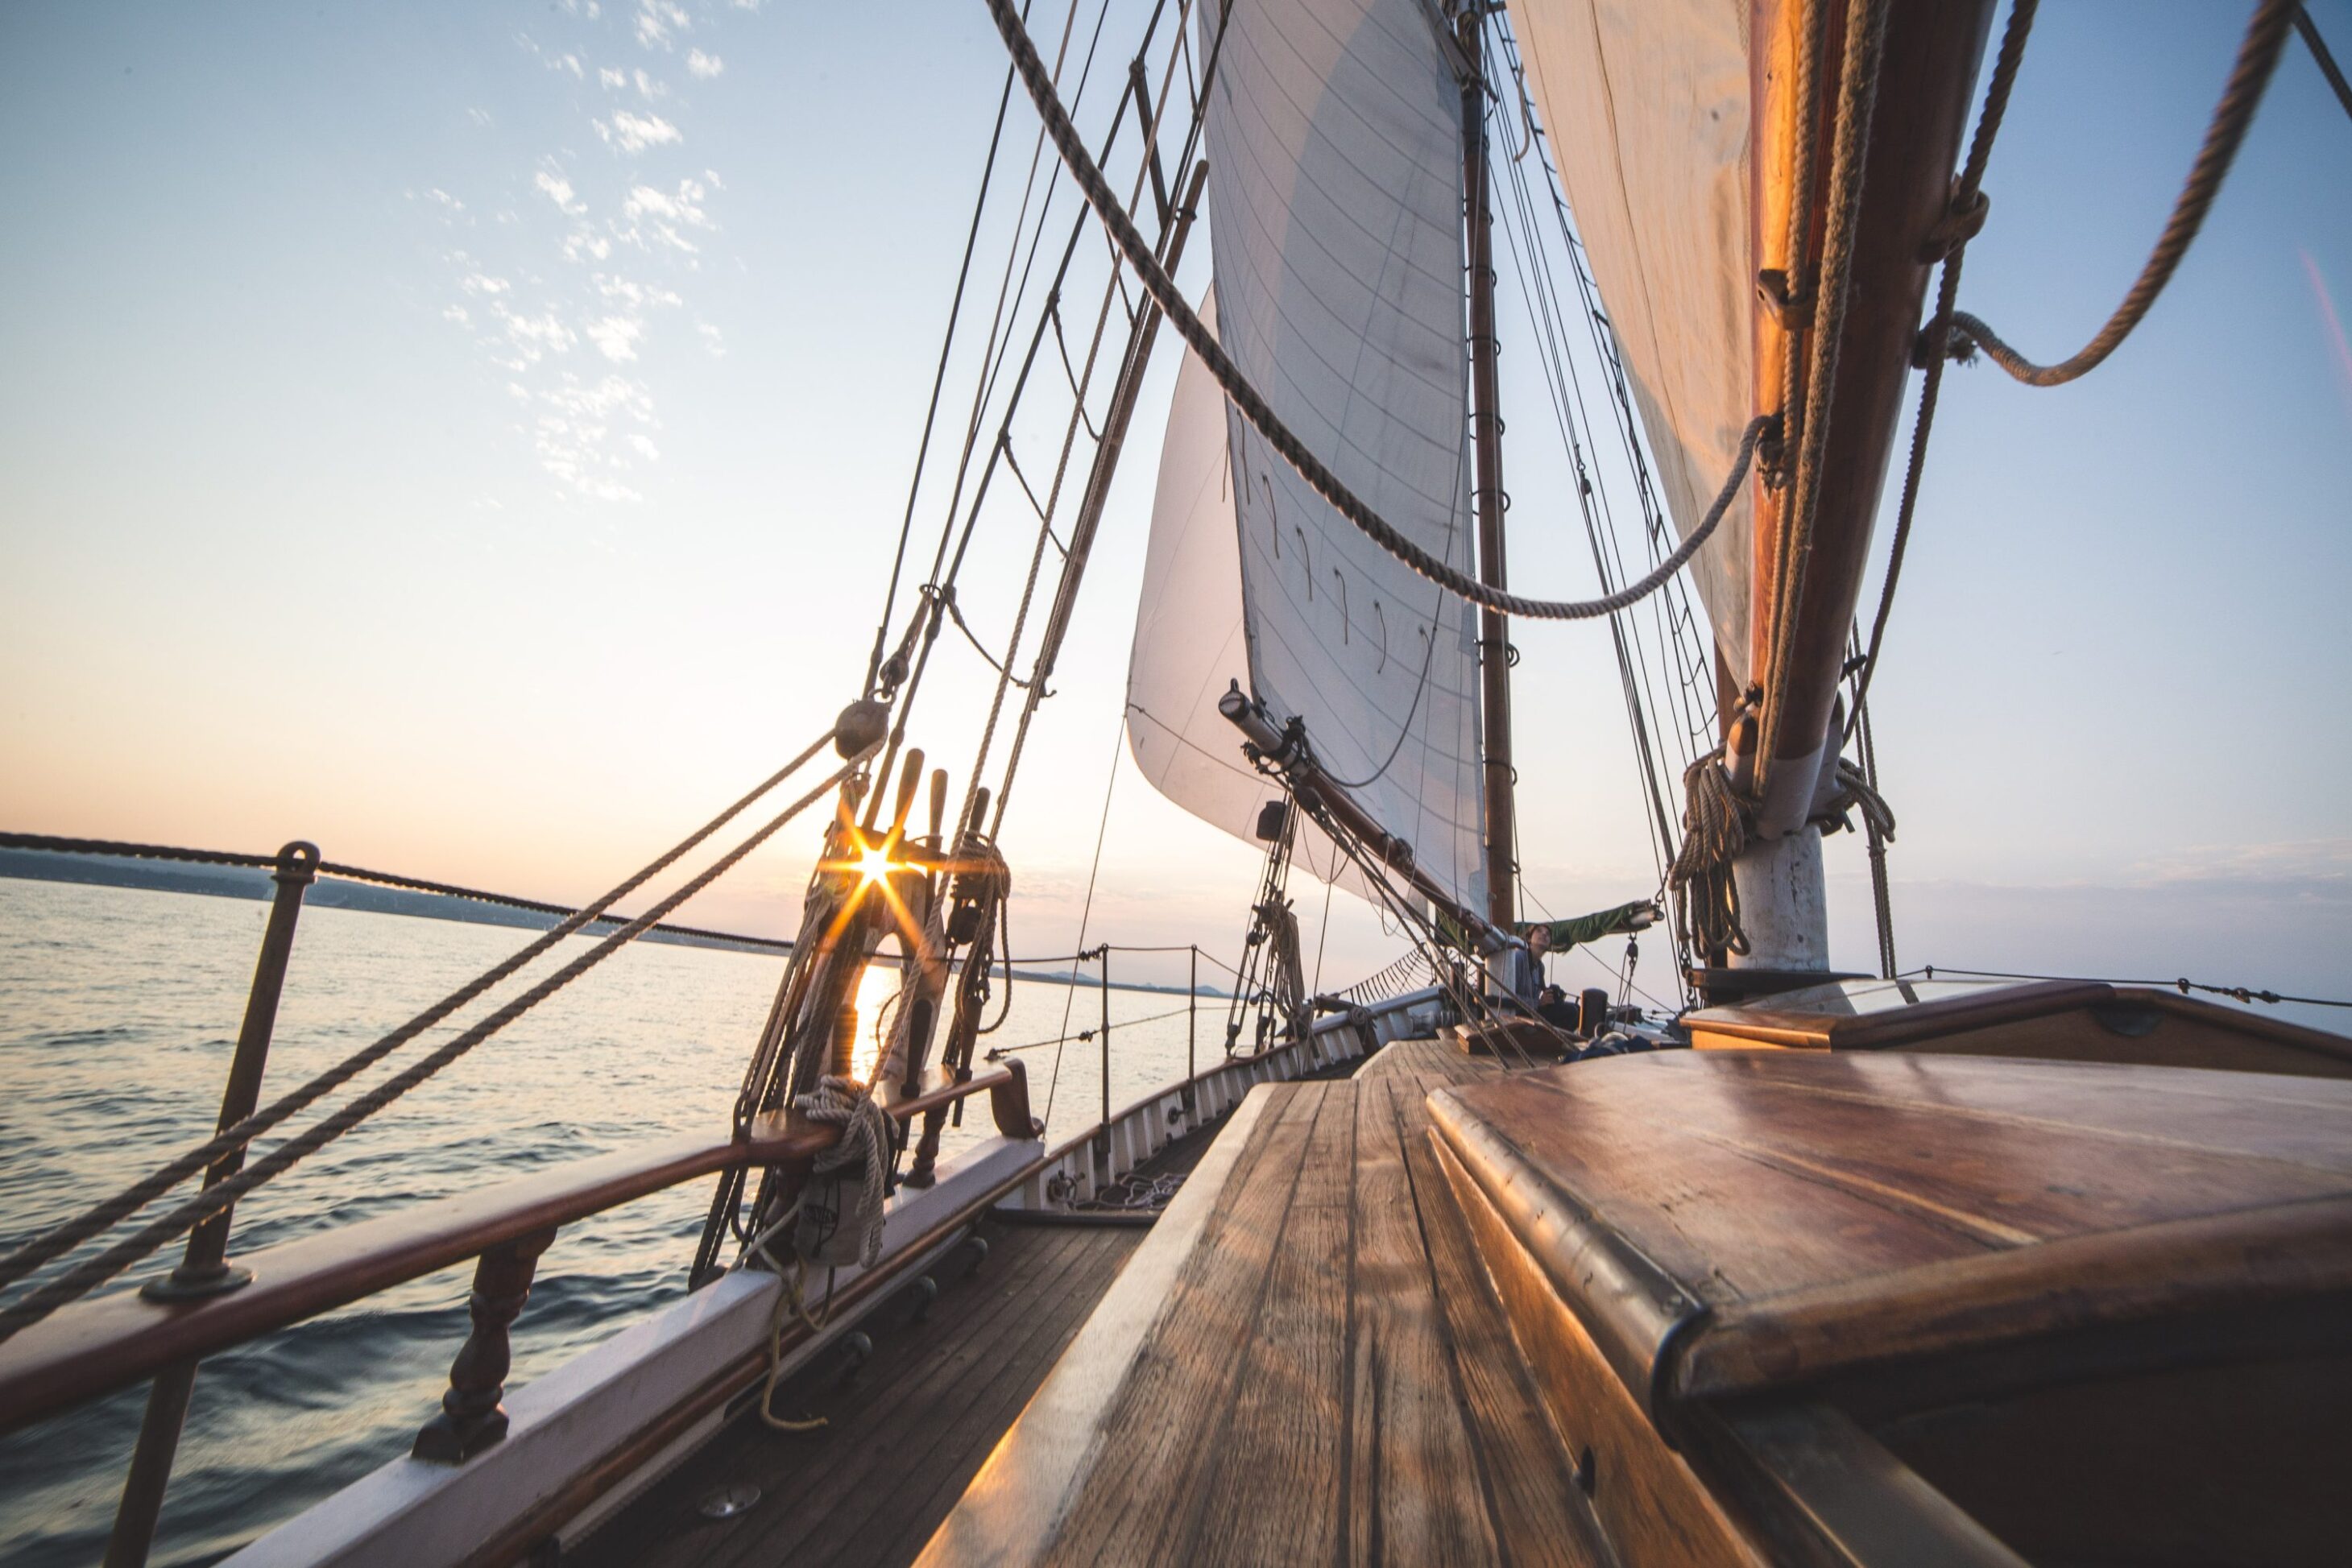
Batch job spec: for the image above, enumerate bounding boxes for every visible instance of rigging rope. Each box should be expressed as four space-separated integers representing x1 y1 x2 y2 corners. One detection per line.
982 0 1771 624
2301 6 2352 126
0 742 869 1338
1844 0 2037 738
1948 0 2299 387
1910 965 2352 1011
0 832 795 953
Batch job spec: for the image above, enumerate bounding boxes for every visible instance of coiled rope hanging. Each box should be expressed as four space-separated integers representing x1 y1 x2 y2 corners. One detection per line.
1948 0 2300 387
981 0 1770 624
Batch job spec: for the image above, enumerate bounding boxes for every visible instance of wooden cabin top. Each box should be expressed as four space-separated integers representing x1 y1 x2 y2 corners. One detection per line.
1681 975 2352 1076
1428 1049 2352 1411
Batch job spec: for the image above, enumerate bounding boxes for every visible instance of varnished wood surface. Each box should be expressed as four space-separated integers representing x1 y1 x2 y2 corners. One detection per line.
1684 977 2352 1076
924 1042 1608 1566
1356 1032 1505 1086
1429 1050 2352 1408
569 1217 1141 1568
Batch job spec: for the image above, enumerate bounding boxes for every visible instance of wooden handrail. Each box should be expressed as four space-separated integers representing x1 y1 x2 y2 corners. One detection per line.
0 1061 1035 1435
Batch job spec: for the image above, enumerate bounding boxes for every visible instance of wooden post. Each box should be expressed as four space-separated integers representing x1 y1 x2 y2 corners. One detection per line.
413 1227 558 1464
1459 6 1517 933
107 842 317 1568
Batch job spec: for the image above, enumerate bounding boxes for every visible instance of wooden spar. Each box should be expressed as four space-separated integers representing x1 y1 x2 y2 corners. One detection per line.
1460 8 1518 933
1218 685 1497 947
1741 0 1997 828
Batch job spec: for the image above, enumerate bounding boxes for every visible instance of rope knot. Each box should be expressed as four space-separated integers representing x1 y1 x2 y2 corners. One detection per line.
1919 186 1990 263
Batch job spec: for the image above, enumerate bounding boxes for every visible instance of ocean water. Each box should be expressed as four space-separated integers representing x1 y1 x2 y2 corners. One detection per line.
0 879 1210 1566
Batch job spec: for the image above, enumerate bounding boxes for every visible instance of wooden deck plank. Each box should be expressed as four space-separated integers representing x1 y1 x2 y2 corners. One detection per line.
1180 1078 1356 1567
574 1219 1134 1568
1039 1082 1330 1566
1394 1082 1613 1567
788 1230 1140 1568
709 1227 1108 1565
1346 1076 1503 1566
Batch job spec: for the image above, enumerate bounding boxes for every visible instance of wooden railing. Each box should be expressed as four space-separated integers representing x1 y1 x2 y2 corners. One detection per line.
0 1061 1036 1438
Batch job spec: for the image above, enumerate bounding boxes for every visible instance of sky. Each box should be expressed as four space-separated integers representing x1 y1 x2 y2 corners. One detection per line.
2 1 2348 1024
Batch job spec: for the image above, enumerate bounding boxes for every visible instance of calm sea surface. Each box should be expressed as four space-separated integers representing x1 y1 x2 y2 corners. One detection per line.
0 879 1210 1566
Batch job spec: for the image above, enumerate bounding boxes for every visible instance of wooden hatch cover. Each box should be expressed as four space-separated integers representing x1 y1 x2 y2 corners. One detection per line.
1679 976 2352 1078
1428 1049 2352 1412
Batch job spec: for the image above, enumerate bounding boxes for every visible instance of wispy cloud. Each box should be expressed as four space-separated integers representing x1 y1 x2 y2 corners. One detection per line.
586 315 644 362
427 2 750 502
635 1 690 50
598 110 681 153
533 170 587 217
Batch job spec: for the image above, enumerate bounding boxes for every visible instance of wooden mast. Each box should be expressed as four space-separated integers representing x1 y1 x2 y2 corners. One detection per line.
1729 0 1996 971
1460 4 1518 933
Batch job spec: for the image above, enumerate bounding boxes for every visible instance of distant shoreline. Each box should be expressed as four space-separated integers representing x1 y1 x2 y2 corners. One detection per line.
0 850 1224 999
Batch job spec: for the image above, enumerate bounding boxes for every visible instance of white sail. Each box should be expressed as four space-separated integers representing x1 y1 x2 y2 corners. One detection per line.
1125 297 1383 904
1155 0 1487 916
1504 0 1755 685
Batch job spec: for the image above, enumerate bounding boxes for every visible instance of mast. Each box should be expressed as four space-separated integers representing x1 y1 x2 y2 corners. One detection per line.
1728 0 1995 971
1460 4 1518 933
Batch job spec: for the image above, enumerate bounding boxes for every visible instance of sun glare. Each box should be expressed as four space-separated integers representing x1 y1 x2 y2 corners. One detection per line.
853 841 900 887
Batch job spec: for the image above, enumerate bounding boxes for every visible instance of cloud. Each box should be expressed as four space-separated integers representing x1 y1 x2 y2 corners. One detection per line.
598 110 681 153
696 319 725 356
533 170 586 217
586 315 644 362
635 0 690 49
468 107 495 126
599 66 627 89
620 177 713 253
687 49 724 79
443 304 471 326
561 228 614 263
595 274 681 309
627 432 660 461
460 271 511 296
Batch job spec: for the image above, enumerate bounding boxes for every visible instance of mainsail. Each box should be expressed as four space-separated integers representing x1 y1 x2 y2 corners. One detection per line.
1501 0 1756 686
1127 0 1489 916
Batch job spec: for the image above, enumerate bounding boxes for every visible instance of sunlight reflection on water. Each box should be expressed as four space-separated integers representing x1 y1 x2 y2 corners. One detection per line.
0 879 1215 1566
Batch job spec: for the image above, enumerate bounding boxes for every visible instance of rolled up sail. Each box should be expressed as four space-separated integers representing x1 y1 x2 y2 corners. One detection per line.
1503 0 1755 686
1131 0 1489 916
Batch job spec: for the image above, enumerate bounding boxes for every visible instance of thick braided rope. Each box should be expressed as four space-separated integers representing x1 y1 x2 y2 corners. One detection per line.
1666 751 1750 962
1949 0 2297 387
1757 0 1889 780
0 747 859 1333
982 0 1767 624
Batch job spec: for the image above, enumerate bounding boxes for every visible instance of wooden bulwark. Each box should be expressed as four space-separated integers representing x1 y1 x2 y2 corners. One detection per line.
920 1040 1605 1566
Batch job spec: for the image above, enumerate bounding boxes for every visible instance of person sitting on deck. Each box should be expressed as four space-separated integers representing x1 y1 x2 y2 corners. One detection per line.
1499 899 1663 1030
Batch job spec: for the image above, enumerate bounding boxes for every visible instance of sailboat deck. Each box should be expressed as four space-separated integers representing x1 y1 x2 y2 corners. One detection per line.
921 1045 1606 1566
570 1214 1143 1568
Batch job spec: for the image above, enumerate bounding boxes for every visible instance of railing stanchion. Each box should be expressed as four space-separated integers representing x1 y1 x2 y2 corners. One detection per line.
1184 945 1198 1116
1090 946 1112 1170
106 840 318 1568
